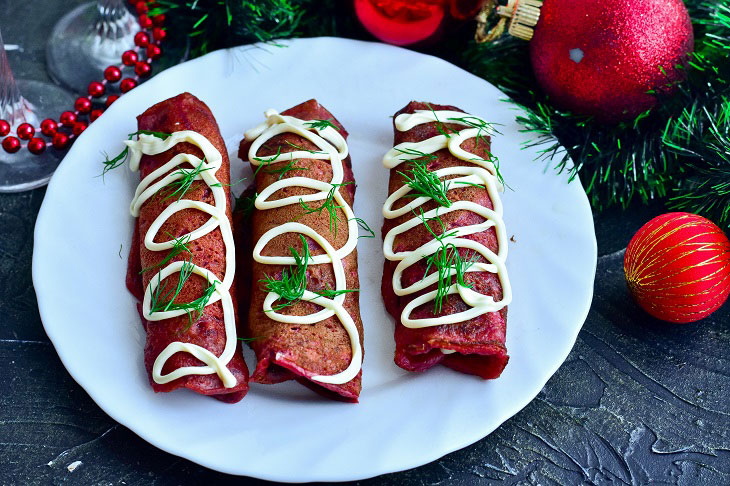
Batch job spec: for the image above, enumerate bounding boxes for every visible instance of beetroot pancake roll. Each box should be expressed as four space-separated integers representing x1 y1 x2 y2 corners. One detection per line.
124 92 249 403
381 101 512 379
239 100 365 402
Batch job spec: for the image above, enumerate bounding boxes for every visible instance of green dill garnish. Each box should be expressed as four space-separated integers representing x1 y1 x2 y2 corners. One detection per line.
149 259 217 330
253 146 283 175
311 288 359 299
160 160 212 201
398 159 451 207
351 217 375 238
101 130 170 179
426 104 456 138
395 147 438 162
260 235 309 310
415 210 477 314
285 140 324 154
211 177 247 188
234 191 258 219
237 336 261 342
139 234 192 274
298 183 352 236
305 119 339 131
263 158 309 180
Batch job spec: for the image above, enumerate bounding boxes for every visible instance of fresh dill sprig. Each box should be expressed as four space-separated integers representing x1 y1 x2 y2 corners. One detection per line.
305 118 339 131
414 209 477 314
426 103 457 138
149 259 217 330
298 183 352 236
139 234 192 274
234 191 258 219
237 336 261 342
211 177 247 188
351 217 375 238
311 287 359 299
285 140 324 154
161 160 212 201
396 147 438 162
101 130 171 179
398 159 451 207
263 158 309 180
260 235 309 311
253 146 283 175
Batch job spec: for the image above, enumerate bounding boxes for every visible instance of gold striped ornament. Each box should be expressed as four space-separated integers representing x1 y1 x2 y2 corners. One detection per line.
624 212 730 323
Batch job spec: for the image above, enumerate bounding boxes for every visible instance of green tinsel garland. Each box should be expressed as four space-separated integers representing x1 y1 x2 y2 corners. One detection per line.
149 0 730 229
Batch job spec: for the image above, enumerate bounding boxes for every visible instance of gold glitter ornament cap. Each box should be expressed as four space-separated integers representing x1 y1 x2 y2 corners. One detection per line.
476 0 543 43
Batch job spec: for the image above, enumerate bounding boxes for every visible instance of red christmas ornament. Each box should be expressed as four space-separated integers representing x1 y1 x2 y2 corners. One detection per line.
0 120 10 137
2 136 20 153
27 137 46 155
106 95 120 107
530 0 694 122
104 66 122 82
122 50 138 66
354 0 446 46
152 14 165 26
60 111 77 126
135 1 149 15
134 61 152 77
16 123 35 140
624 213 730 323
40 119 58 136
120 78 137 93
52 132 70 150
88 81 105 98
138 15 153 29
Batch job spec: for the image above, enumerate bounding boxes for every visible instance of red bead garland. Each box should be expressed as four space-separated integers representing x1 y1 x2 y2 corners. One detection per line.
28 138 46 155
2 136 20 153
17 123 35 140
0 1 166 156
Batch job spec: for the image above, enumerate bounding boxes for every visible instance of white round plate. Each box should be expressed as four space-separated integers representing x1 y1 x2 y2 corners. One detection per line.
33 37 596 482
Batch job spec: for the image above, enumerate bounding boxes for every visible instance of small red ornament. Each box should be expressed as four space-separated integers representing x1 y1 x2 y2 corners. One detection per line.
52 132 70 149
88 81 105 98
146 44 162 59
135 61 152 77
74 97 92 114
60 111 77 126
354 0 446 46
138 15 153 29
152 14 165 26
0 120 9 137
134 32 150 48
106 95 120 107
17 123 35 140
40 119 58 136
122 50 138 66
90 109 104 122
27 137 46 155
135 1 149 15
2 136 20 153
152 27 166 42
72 121 88 136
104 66 122 82
624 213 730 323
530 0 694 122
120 78 137 93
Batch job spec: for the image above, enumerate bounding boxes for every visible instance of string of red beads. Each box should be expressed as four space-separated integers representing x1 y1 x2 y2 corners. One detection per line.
1 0 165 155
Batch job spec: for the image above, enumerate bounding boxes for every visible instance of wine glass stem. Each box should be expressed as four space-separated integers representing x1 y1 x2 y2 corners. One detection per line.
0 28 36 127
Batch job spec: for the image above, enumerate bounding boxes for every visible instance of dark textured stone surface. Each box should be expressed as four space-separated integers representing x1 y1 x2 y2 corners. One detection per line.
1 2 728 485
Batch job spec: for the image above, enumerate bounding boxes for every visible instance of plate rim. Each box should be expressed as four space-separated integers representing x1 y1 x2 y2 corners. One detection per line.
33 36 597 482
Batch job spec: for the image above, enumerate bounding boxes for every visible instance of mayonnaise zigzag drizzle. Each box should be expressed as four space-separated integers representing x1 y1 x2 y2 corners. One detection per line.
127 131 238 388
382 110 512 330
244 109 362 385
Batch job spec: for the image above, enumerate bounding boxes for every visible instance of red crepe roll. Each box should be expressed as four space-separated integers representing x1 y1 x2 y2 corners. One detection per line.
238 100 364 402
126 93 249 402
381 101 510 379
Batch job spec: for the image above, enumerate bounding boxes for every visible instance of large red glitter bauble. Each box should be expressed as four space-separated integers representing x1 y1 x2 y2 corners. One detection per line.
624 213 730 323
530 0 694 122
354 0 446 46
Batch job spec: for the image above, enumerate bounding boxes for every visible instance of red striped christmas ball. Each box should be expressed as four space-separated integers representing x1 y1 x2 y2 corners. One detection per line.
624 212 730 323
